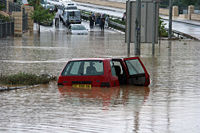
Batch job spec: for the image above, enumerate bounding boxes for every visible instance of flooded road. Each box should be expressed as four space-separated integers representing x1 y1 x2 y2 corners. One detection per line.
1 22 200 133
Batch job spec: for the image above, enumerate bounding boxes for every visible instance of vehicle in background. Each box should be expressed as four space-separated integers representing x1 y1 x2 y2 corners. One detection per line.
61 1 77 9
57 57 150 88
67 24 88 35
45 4 55 13
64 5 77 10
60 9 81 26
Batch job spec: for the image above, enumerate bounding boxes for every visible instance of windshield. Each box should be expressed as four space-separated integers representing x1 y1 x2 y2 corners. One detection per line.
65 6 77 10
125 59 144 75
62 60 104 76
71 25 86 30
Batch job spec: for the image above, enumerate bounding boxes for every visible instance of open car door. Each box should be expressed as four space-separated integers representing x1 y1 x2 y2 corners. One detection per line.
123 57 150 86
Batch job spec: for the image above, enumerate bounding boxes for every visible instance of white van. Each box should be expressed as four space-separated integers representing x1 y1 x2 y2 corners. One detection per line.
61 9 81 26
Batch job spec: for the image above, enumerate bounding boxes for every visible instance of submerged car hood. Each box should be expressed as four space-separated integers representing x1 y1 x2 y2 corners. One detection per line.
71 30 88 35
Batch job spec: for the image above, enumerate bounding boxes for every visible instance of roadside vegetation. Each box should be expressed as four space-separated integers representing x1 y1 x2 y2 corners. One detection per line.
29 0 54 33
160 0 200 8
0 14 12 22
158 17 168 37
0 72 56 85
0 4 5 11
31 5 54 32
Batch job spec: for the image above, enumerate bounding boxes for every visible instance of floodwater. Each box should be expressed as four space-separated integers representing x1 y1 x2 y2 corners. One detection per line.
1 22 200 133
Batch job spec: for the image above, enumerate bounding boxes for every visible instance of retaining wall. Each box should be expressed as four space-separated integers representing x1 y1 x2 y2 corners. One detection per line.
12 11 22 36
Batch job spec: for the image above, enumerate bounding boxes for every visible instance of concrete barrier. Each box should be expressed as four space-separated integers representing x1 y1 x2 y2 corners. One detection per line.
12 11 22 36
191 13 200 21
159 8 169 16
188 5 194 20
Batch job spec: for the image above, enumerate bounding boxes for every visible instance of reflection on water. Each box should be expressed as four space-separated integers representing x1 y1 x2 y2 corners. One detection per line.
1 25 200 132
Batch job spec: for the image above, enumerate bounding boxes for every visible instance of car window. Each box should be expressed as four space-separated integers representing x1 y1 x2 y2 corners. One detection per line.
125 59 144 75
62 61 82 76
62 60 104 76
110 61 116 76
71 25 86 30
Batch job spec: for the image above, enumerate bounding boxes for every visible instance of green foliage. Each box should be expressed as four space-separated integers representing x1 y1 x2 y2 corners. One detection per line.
0 14 11 22
110 18 125 25
0 4 5 11
180 0 197 6
160 0 199 8
28 0 40 9
0 72 56 85
159 17 168 37
31 5 54 24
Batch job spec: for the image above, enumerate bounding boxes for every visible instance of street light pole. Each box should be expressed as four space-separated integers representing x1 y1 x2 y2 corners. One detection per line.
168 0 173 39
127 0 131 57
135 0 141 56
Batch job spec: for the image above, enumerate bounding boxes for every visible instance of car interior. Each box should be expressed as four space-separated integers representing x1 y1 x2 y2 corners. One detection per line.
112 60 127 85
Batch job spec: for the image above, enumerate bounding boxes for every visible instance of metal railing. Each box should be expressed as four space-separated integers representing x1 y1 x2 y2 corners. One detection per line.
22 13 28 32
0 19 14 38
9 2 21 12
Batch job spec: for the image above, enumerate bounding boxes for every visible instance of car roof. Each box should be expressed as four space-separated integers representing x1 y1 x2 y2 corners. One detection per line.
69 58 112 61
70 24 84 26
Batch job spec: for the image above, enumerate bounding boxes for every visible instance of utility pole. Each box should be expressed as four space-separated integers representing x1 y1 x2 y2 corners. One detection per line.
127 0 131 57
168 0 173 39
152 0 156 55
135 0 141 56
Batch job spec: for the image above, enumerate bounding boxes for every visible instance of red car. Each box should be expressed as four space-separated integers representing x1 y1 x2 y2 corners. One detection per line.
57 57 150 87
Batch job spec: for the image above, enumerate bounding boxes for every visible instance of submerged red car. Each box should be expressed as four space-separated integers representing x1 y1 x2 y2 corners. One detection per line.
57 57 150 87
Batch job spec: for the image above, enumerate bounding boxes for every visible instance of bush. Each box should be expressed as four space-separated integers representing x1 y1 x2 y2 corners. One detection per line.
0 15 11 22
159 17 168 37
0 72 56 85
110 18 125 25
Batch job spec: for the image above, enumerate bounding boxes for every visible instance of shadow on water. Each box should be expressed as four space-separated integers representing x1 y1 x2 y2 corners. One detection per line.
58 85 150 109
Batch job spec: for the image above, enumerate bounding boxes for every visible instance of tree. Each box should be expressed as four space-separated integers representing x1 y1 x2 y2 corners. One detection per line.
28 0 40 9
31 5 54 33
180 0 197 6
0 4 5 11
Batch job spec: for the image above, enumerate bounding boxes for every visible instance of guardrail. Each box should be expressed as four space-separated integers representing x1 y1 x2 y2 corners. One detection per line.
81 11 125 32
166 28 199 40
0 19 14 38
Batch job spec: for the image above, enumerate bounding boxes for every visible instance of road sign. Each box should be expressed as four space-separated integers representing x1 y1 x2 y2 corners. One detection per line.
126 0 159 43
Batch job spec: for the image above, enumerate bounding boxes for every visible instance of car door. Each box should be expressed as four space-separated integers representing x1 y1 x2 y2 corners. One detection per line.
123 57 150 86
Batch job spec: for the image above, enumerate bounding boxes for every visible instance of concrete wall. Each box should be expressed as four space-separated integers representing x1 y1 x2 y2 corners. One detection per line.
173 6 179 17
160 5 200 22
12 11 23 36
191 13 200 21
188 5 194 20
159 8 169 16
8 5 34 36
159 6 179 17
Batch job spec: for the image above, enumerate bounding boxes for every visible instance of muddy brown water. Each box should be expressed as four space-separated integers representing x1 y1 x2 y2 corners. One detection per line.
0 24 200 133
